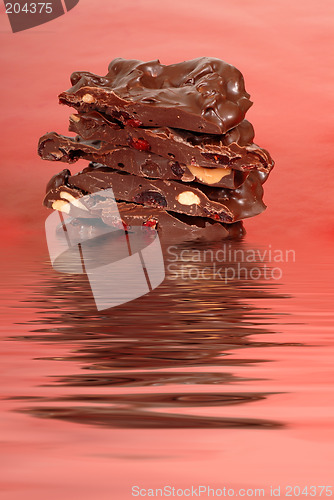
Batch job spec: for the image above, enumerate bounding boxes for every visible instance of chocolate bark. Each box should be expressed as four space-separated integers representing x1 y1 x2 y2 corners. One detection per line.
38 132 249 189
44 164 267 223
65 111 273 173
58 57 252 134
43 173 245 241
55 208 245 243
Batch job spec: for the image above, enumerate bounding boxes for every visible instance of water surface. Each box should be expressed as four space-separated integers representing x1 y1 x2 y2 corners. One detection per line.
1 235 333 499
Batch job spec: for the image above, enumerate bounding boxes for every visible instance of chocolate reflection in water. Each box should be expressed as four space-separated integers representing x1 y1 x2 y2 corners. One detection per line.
45 371 239 387
15 239 296 429
16 391 281 428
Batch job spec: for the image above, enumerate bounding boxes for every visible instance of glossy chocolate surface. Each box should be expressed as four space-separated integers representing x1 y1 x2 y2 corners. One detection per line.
58 57 252 134
38 132 249 189
65 112 273 173
44 164 267 223
54 208 245 243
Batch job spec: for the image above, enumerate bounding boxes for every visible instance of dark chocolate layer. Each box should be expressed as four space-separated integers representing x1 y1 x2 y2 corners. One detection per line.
38 132 249 189
56 208 245 243
44 164 267 223
65 111 273 173
58 57 252 134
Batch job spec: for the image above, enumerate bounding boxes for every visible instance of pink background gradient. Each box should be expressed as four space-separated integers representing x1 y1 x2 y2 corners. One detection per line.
0 1 334 499
1 0 334 244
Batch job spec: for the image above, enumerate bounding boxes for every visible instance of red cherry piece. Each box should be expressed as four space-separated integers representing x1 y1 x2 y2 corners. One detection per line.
129 137 151 152
125 118 143 128
143 218 158 229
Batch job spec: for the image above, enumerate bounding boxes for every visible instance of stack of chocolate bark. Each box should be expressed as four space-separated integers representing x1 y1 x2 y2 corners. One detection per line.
38 57 274 241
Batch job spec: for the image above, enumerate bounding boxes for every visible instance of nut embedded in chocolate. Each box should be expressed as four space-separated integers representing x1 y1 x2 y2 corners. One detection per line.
48 197 246 242
43 164 267 223
38 132 251 189
67 111 272 172
39 55 275 242
176 191 201 206
59 57 252 134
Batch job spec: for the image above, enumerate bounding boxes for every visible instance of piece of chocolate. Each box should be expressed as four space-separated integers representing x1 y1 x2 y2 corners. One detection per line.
65 111 273 173
55 209 245 243
44 164 267 223
58 57 252 134
43 171 246 241
38 132 249 189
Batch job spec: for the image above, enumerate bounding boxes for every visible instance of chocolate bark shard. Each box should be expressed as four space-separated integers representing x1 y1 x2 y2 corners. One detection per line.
65 111 273 172
44 164 267 223
58 57 252 134
58 207 245 243
38 132 249 189
45 168 71 194
68 111 255 147
43 175 245 242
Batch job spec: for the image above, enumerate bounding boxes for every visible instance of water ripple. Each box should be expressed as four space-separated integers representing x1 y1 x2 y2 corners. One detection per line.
8 239 293 429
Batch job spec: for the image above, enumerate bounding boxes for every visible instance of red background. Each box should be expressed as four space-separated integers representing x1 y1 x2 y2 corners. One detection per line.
1 2 334 499
1 0 334 250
